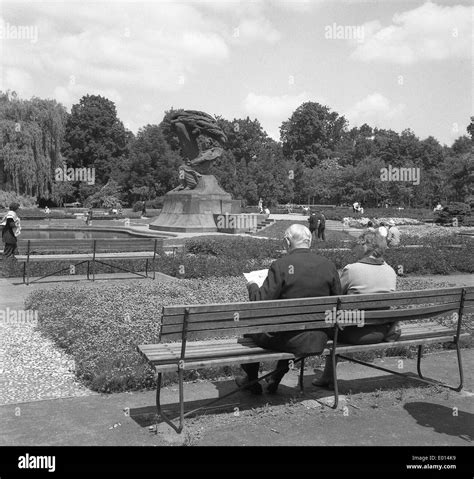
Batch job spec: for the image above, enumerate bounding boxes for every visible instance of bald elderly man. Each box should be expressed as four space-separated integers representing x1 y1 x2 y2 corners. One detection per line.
236 224 342 395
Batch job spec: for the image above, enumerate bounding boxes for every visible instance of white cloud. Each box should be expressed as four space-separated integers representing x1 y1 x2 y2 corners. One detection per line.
351 1 473 64
271 0 320 13
345 93 405 127
244 91 310 119
0 1 231 103
243 91 312 140
234 17 281 44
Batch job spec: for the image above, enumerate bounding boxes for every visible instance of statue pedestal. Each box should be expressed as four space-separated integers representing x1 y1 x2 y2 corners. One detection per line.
149 176 239 233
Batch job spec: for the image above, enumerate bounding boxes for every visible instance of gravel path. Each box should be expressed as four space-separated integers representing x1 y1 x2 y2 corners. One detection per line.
0 279 96 406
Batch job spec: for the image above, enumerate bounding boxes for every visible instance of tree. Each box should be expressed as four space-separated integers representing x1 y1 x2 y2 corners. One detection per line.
467 116 474 142
84 179 122 208
62 95 130 185
280 102 348 167
124 124 181 202
50 181 75 207
215 116 270 164
0 91 68 197
247 143 292 206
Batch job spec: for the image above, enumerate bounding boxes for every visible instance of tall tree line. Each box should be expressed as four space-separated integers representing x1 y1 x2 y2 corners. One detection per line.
0 91 472 208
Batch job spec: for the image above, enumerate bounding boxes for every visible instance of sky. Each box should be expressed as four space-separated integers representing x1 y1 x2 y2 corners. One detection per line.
0 0 472 146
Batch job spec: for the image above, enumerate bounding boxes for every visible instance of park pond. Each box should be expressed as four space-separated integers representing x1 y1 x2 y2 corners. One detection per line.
19 227 166 240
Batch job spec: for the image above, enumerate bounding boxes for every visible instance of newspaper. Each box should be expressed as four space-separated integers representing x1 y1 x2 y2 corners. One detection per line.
243 269 268 288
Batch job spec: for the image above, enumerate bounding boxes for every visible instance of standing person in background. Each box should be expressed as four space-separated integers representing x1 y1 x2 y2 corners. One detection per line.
1 202 21 238
308 212 318 244
141 201 147 217
86 208 93 226
309 211 326 242
386 219 401 246
258 198 263 214
317 211 326 241
2 217 18 258
2 216 19 276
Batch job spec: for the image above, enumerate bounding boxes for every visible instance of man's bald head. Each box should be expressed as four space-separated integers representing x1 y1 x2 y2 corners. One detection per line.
284 224 312 250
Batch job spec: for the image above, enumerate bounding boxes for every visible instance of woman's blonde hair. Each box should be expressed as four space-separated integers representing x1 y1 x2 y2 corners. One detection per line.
357 229 387 258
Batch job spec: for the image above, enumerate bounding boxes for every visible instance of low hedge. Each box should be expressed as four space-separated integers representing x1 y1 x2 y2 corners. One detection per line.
26 276 472 393
185 236 282 259
2 235 473 278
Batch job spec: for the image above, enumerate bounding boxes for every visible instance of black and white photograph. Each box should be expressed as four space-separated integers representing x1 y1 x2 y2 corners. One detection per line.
0 0 473 472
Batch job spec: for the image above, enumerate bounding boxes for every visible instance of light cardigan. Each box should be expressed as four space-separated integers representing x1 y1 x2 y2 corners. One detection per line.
340 256 396 295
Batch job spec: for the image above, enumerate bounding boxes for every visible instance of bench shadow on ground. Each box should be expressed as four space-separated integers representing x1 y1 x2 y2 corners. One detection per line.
129 371 441 428
404 402 473 442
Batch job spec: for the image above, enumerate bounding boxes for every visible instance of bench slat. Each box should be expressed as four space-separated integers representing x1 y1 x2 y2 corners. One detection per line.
140 333 470 373
162 288 463 316
160 303 460 337
162 295 462 326
152 352 296 372
329 334 469 355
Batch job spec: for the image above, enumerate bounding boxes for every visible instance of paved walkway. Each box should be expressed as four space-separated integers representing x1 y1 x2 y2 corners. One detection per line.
0 349 472 446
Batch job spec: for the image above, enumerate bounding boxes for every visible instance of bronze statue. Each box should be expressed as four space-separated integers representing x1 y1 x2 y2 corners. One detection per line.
170 110 227 190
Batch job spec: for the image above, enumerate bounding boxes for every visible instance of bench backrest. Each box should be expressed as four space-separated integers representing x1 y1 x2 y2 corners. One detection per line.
19 238 163 254
160 287 472 342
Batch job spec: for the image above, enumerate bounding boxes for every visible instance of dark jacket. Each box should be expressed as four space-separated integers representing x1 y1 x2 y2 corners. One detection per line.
247 248 341 355
2 219 17 245
248 248 341 300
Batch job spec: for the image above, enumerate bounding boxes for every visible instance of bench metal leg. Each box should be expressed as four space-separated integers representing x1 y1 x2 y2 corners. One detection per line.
155 372 184 434
299 358 305 392
416 345 424 379
178 368 185 432
338 350 464 393
331 351 339 409
417 343 463 392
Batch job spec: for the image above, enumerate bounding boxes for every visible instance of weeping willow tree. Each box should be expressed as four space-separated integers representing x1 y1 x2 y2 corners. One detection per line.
0 91 68 198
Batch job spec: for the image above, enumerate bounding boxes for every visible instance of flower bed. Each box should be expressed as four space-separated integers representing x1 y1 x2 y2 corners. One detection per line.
342 217 423 228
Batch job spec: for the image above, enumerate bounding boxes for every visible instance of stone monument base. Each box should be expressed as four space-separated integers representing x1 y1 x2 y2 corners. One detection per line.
149 175 240 233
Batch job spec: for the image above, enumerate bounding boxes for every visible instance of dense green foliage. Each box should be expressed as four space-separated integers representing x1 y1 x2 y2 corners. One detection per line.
1 91 472 210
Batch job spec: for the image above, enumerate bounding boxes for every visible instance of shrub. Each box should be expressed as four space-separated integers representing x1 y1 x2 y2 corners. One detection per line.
0 190 37 208
185 236 282 260
435 202 471 225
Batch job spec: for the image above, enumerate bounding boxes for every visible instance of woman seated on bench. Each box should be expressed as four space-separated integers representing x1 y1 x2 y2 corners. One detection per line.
313 229 401 389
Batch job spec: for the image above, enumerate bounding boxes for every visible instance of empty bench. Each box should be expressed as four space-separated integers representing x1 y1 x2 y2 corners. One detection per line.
16 238 163 284
138 286 473 433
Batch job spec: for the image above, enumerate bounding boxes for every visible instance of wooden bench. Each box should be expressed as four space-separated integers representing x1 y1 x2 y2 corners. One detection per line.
138 286 473 433
15 238 163 284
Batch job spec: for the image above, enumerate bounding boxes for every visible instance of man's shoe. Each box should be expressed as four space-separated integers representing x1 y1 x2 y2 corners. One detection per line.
235 376 263 395
311 377 335 389
265 379 280 395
